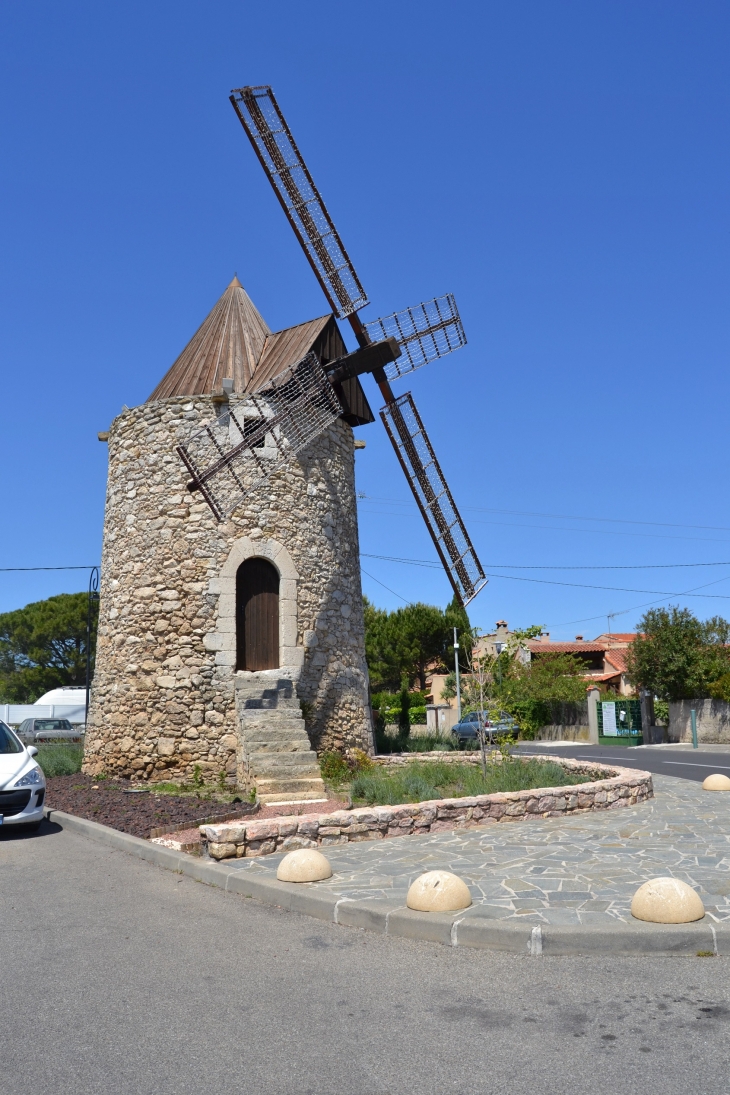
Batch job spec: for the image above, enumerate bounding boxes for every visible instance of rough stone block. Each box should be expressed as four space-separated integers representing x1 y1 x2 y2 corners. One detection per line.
208 842 236 860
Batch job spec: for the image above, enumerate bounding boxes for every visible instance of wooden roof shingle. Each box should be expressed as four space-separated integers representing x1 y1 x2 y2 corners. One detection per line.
147 277 271 400
146 277 375 425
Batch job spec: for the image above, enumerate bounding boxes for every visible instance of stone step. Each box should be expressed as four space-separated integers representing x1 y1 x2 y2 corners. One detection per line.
248 748 319 765
257 790 329 805
236 697 303 710
248 758 321 780
240 723 309 742
240 718 307 738
255 776 327 801
244 739 313 754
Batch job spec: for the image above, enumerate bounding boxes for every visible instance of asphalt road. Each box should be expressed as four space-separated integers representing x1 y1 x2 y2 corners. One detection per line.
516 742 730 782
2 821 730 1095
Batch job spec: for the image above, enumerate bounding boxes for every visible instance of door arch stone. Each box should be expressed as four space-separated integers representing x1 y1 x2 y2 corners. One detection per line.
207 536 301 673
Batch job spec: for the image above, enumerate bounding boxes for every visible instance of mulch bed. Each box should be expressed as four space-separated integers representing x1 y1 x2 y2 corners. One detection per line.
45 773 348 840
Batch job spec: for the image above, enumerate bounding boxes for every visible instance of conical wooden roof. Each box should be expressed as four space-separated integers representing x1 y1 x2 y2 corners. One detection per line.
148 277 272 400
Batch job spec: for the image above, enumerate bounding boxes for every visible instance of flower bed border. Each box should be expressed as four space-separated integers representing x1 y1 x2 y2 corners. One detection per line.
196 757 653 862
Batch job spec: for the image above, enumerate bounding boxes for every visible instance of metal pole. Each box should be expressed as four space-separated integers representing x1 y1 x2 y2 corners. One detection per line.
85 567 99 728
691 708 698 749
454 627 462 722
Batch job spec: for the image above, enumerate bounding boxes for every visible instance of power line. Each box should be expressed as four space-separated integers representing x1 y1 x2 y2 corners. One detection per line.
483 571 730 598
0 566 98 572
361 553 730 571
360 567 412 605
544 572 730 627
357 495 730 545
358 493 730 534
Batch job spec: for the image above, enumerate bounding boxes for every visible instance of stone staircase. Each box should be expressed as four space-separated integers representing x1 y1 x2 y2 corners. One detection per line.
235 675 327 805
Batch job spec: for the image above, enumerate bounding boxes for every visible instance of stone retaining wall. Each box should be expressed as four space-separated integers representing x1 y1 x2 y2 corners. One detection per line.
199 759 653 861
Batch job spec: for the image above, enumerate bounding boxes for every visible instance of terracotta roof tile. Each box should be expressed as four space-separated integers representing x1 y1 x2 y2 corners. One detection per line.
527 641 606 653
604 649 630 673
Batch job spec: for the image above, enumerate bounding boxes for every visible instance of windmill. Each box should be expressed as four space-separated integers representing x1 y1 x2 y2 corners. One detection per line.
178 84 486 608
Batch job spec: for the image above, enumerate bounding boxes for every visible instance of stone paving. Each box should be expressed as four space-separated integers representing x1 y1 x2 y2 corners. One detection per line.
224 776 730 926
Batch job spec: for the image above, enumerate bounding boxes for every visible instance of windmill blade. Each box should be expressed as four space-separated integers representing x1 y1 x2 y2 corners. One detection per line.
380 392 486 606
364 294 466 381
230 85 368 320
177 352 342 521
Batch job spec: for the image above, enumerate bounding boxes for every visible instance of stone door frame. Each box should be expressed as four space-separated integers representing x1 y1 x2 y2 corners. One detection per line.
205 536 302 672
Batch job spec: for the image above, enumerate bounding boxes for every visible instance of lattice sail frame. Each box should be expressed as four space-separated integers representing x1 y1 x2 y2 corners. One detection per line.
365 294 467 381
177 353 342 521
380 392 487 606
230 85 368 319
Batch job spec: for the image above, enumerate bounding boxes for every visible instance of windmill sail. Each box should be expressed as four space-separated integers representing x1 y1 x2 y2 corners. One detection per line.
365 294 466 381
177 352 341 521
380 392 486 606
230 85 368 320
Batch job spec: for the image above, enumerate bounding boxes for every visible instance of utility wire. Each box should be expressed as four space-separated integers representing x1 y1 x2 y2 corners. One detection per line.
544 573 730 628
357 495 730 545
360 567 412 605
483 571 730 598
358 494 730 535
360 553 730 571
0 566 98 572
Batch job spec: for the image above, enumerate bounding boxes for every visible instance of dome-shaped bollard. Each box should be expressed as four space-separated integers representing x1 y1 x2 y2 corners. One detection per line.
631 877 705 923
702 773 730 791
406 870 472 912
276 849 333 883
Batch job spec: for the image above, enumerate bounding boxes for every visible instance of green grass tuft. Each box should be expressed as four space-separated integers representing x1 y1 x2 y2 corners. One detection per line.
350 758 598 806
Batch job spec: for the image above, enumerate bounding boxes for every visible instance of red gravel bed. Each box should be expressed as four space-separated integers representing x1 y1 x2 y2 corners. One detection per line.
46 774 348 840
45 774 256 839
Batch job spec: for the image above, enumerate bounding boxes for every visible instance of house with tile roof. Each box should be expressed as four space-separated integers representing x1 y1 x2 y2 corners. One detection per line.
527 632 637 695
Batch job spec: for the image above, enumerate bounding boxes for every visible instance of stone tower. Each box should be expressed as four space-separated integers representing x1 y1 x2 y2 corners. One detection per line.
83 278 375 800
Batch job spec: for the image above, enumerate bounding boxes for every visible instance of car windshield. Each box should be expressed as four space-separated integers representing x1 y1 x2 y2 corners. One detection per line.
0 721 23 754
35 719 72 731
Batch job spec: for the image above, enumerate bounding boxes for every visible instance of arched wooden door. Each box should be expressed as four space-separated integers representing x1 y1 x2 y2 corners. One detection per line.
236 558 279 671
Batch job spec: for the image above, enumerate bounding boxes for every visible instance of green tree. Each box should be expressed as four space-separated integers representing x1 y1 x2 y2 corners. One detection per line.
0 593 98 703
443 595 474 673
626 607 730 701
363 596 471 692
496 652 588 738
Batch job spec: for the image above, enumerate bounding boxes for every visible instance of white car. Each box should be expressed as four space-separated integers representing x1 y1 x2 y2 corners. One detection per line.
0 720 46 831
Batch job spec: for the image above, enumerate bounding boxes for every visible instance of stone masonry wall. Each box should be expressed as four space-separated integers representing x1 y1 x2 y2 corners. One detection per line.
197 760 654 860
83 394 372 783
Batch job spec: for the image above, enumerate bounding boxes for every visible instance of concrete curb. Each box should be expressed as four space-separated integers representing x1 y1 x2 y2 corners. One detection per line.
45 807 729 957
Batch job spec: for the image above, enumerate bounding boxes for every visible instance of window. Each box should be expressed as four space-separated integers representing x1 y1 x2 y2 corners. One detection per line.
0 722 22 754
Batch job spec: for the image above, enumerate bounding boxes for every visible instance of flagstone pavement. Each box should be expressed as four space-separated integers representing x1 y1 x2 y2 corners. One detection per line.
225 775 730 927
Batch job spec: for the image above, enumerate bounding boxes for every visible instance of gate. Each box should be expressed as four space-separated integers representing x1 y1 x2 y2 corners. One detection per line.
598 699 642 740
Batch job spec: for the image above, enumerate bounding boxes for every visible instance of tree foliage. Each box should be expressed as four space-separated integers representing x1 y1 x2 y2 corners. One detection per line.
0 593 98 703
363 596 471 693
626 607 730 701
454 640 587 738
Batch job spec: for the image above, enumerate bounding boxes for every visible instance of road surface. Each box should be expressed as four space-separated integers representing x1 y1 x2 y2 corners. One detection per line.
1 818 729 1095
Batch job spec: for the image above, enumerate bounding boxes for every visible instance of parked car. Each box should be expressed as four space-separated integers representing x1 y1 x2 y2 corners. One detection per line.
451 710 518 746
0 720 46 831
17 717 82 742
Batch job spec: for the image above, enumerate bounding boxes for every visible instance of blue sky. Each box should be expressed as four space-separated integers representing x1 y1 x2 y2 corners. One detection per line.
1 0 729 638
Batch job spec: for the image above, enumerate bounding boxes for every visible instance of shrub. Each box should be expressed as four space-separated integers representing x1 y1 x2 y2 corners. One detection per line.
654 699 669 724
351 758 597 806
36 743 83 778
319 751 351 784
320 748 376 785
709 675 730 701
